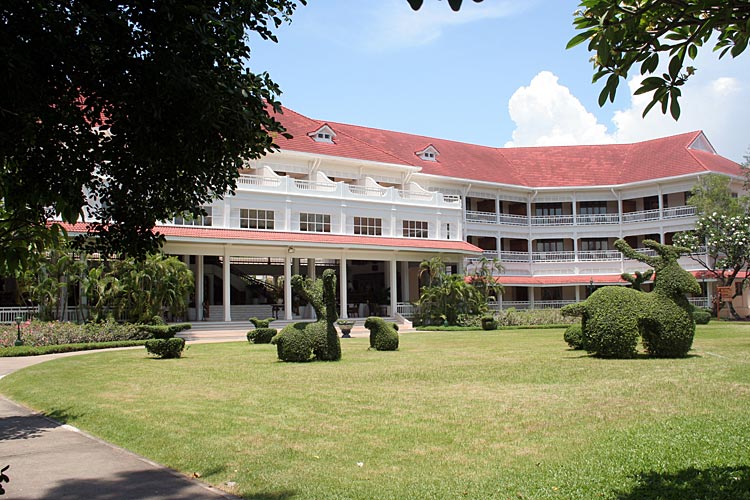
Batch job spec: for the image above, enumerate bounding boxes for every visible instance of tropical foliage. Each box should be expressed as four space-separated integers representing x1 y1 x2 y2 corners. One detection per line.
416 258 487 326
18 248 193 324
674 175 750 319
568 0 750 119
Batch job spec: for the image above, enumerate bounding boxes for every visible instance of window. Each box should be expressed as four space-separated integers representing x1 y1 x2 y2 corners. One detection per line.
579 202 607 215
581 239 608 251
535 203 562 216
445 223 451 240
536 239 564 253
300 213 331 233
416 145 439 162
240 209 274 230
174 207 212 226
308 125 336 143
353 217 382 236
403 220 429 238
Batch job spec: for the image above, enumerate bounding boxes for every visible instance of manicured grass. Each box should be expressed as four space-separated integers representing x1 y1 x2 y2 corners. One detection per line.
2 324 750 499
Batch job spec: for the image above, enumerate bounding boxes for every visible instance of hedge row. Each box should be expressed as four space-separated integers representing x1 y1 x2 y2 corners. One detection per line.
0 340 149 357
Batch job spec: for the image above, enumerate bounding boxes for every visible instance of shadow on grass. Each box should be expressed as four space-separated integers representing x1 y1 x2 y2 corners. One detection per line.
614 466 750 500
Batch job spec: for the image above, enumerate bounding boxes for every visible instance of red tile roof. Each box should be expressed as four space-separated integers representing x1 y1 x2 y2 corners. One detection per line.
60 223 482 254
271 108 743 188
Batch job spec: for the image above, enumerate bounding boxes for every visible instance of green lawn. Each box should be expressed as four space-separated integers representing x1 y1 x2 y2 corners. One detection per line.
2 324 750 499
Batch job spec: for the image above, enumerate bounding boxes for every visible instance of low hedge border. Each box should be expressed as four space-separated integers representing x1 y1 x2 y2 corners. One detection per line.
0 340 149 357
416 324 571 331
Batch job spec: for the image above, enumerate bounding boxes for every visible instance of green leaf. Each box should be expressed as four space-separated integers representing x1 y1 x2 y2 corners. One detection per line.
566 30 595 50
668 55 682 79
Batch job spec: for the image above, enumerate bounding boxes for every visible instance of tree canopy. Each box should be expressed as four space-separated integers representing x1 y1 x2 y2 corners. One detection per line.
568 1 750 120
0 0 306 274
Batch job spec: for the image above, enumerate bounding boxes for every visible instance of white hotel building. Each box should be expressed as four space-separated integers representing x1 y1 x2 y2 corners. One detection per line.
133 107 743 323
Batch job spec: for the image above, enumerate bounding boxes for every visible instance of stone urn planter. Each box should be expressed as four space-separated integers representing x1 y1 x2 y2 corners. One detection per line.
337 320 355 338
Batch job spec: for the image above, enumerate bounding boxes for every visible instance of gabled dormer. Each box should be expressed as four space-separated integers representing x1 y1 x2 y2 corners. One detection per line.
416 144 439 162
688 132 717 154
308 124 337 144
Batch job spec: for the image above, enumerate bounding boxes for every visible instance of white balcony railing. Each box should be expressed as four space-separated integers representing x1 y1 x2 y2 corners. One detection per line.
466 205 696 227
236 174 461 209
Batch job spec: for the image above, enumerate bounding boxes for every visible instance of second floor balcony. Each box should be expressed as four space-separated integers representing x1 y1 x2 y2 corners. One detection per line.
466 205 697 227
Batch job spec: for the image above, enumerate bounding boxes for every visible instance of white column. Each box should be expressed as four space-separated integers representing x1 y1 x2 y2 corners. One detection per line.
528 287 535 309
292 258 300 276
307 258 316 279
390 257 398 317
456 257 465 275
400 261 410 303
223 248 231 322
575 285 580 303
339 256 348 319
196 255 204 321
284 256 293 320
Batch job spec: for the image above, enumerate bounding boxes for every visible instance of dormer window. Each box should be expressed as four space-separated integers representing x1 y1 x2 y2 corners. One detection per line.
416 145 439 162
308 124 337 144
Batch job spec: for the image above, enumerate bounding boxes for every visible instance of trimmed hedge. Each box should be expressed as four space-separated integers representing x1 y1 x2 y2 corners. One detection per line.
271 322 325 362
145 338 186 359
563 324 584 350
364 317 399 351
481 316 498 331
249 317 274 329
137 323 191 339
692 308 711 325
0 340 149 357
247 327 277 344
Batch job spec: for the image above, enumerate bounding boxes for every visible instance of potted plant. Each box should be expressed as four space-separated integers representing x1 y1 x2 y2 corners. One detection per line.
337 319 355 338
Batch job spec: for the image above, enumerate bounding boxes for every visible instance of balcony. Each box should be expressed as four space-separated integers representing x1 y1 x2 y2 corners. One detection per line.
466 205 697 227
466 246 706 266
236 174 461 209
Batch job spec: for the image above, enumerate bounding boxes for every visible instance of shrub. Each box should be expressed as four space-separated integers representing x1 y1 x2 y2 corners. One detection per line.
364 317 399 351
0 319 151 348
137 323 191 339
271 322 325 362
249 317 274 328
247 327 277 344
481 315 497 331
151 315 166 325
691 307 711 325
563 287 642 358
145 338 185 358
563 324 584 350
0 340 149 357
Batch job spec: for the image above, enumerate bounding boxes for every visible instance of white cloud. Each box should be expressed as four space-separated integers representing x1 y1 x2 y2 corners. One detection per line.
505 61 750 163
362 0 529 52
504 71 612 147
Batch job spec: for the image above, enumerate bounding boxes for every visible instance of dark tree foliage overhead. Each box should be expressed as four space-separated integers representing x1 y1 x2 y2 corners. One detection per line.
0 0 305 273
407 0 483 12
568 0 750 120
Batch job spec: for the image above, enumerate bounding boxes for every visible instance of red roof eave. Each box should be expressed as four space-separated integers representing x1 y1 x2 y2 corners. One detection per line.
59 223 482 254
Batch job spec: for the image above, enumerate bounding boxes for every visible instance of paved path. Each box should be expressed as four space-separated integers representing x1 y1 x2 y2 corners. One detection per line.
0 331 254 500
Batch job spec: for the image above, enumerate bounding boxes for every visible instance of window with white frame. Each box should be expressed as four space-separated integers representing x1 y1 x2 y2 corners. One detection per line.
353 216 382 236
174 206 213 226
579 202 608 215
536 239 564 253
300 213 331 233
240 209 274 230
402 220 429 238
581 238 608 251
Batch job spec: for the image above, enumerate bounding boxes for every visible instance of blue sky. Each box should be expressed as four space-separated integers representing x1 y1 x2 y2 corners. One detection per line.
250 0 749 163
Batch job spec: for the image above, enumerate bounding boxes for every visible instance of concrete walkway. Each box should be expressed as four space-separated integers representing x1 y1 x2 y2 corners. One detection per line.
0 330 253 500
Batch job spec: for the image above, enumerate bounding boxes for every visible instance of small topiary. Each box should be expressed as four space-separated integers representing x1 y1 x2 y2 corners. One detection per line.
563 324 584 350
691 307 711 325
271 322 325 362
481 315 497 330
247 327 277 344
145 337 185 358
364 317 399 351
249 317 274 329
138 323 192 339
151 315 167 325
